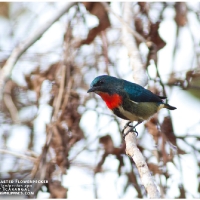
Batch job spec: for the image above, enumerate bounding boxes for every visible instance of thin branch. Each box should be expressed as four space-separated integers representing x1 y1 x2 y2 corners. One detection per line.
53 64 66 121
101 2 147 44
0 149 36 162
3 81 20 124
122 2 148 87
125 132 160 198
0 2 77 100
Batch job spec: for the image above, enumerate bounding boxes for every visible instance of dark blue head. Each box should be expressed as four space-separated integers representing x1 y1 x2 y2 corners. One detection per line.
87 75 123 94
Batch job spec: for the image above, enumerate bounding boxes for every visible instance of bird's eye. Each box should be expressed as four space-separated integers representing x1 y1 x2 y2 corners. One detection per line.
93 80 104 87
98 80 104 85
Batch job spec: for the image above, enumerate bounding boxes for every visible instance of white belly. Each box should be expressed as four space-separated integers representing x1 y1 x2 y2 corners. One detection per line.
118 106 144 121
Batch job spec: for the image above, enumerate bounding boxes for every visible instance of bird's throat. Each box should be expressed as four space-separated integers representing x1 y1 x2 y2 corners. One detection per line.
98 92 122 110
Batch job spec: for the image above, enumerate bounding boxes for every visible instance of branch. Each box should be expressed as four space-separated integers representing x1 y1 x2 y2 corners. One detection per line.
3 80 20 124
122 2 148 87
0 2 77 100
101 2 147 44
52 64 66 121
0 149 36 162
125 132 160 198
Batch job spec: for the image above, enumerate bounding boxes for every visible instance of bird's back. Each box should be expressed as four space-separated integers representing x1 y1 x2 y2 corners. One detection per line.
122 79 163 103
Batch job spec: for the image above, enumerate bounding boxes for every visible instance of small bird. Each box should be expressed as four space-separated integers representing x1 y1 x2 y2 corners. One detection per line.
87 75 176 138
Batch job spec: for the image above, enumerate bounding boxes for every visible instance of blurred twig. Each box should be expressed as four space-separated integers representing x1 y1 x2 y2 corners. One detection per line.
101 2 147 44
0 2 77 100
0 149 36 162
3 80 20 124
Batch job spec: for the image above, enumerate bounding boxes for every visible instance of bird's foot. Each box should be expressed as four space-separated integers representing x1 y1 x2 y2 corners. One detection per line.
122 121 133 132
122 121 138 139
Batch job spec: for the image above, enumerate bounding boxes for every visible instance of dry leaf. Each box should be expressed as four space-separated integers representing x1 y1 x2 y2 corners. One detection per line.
99 134 114 153
148 21 166 51
161 117 186 155
138 2 149 14
49 181 67 198
79 2 111 45
161 116 176 146
148 163 162 175
145 116 160 143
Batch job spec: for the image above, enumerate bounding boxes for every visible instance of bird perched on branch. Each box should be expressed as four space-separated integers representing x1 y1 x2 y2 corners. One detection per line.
87 75 176 138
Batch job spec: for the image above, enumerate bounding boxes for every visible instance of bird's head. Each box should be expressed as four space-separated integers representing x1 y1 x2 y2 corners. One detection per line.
87 75 120 94
87 75 123 109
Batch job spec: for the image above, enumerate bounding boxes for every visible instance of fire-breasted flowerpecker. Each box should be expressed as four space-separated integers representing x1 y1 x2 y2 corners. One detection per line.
87 75 176 137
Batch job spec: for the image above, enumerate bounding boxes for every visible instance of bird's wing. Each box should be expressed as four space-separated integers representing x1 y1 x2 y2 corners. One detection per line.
123 80 163 103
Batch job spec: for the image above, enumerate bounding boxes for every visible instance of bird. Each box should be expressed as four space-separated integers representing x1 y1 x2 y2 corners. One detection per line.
87 75 176 138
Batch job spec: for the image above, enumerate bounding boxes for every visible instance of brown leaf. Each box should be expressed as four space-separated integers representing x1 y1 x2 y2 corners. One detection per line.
30 75 45 99
161 116 176 144
161 116 186 155
49 180 67 198
145 116 160 143
80 2 110 45
25 66 45 99
148 21 166 51
25 62 62 100
148 163 162 175
42 62 61 81
175 2 187 27
138 2 149 14
135 17 144 36
167 73 185 87
177 184 186 198
60 91 84 145
186 70 200 81
99 134 114 153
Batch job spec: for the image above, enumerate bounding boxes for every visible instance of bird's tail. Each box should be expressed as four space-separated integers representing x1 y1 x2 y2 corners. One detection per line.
164 103 177 110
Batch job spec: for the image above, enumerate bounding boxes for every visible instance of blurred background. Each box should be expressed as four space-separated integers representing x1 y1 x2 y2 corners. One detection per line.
0 2 200 198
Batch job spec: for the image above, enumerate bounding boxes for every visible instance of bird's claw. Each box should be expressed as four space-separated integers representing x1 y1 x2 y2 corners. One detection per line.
122 122 138 139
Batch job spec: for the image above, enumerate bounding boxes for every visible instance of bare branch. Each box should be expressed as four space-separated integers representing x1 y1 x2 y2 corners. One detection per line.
125 132 160 198
122 2 148 86
101 2 147 44
53 64 66 121
0 149 36 162
0 2 77 100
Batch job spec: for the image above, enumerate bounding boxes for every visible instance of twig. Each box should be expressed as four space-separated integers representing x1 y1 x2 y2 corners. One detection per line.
3 81 20 124
0 149 36 162
101 2 147 44
125 132 160 198
100 31 110 75
30 126 53 178
53 64 66 121
0 2 77 100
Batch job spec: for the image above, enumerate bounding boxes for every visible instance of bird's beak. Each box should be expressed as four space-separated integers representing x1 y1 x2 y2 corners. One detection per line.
87 87 95 93
88 86 101 93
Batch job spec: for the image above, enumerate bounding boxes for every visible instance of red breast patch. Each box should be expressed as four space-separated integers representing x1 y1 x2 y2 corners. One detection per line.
98 92 122 109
